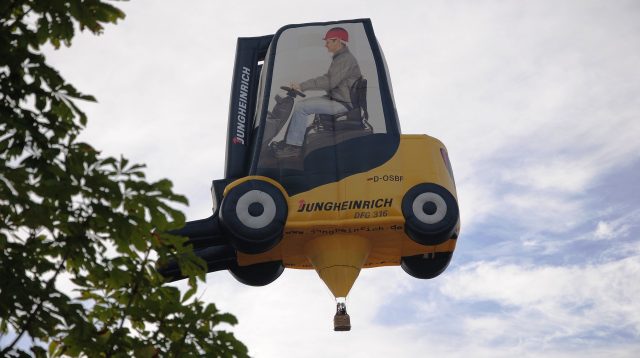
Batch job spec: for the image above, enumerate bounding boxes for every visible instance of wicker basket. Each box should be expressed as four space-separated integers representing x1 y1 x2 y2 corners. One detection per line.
334 313 351 331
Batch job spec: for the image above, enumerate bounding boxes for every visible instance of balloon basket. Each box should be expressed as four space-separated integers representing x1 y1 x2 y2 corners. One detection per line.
333 301 351 331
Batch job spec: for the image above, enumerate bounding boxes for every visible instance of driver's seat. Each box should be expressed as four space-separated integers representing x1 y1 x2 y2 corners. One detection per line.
313 77 371 132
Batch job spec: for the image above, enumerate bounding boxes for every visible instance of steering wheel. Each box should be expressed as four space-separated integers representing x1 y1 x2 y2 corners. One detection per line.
280 86 306 98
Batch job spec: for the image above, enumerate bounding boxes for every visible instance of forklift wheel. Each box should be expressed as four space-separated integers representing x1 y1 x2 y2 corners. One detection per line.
401 252 453 279
220 180 287 254
402 183 459 246
229 261 285 286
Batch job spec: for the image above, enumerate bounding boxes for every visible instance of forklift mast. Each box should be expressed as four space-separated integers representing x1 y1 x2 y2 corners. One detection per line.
224 35 273 180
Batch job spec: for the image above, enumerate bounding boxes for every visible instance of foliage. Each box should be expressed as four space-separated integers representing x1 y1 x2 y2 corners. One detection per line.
0 1 248 356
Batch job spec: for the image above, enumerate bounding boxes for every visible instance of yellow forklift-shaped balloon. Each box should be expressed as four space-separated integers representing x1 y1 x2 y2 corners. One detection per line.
160 19 460 331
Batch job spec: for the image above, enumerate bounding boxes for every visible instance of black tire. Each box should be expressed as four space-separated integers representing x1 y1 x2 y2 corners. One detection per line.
220 180 287 254
229 261 285 287
401 252 453 279
402 183 459 246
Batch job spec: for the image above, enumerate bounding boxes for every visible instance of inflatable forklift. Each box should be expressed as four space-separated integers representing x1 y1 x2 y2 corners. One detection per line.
161 19 460 331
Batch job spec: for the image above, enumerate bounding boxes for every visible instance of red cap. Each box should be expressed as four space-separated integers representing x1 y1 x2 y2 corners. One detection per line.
323 27 348 42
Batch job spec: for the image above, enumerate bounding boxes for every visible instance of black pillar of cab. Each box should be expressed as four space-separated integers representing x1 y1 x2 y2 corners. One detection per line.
224 35 273 179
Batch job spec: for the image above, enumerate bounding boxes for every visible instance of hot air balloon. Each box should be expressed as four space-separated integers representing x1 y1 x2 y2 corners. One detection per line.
160 18 460 331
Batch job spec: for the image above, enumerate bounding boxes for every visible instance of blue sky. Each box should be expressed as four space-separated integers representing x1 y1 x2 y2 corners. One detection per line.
39 0 640 356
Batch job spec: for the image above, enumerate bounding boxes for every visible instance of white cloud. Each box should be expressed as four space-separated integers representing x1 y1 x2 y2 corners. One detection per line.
594 210 638 241
501 158 596 193
595 221 616 240
440 257 640 347
502 191 586 234
454 179 498 230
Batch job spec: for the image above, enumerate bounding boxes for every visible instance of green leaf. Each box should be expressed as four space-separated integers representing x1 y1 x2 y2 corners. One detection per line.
134 345 157 358
181 285 198 304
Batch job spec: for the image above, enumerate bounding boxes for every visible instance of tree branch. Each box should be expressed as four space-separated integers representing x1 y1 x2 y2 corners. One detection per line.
104 246 152 358
173 312 197 358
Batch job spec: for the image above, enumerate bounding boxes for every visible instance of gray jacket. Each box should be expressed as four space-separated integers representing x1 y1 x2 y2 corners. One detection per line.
299 46 361 104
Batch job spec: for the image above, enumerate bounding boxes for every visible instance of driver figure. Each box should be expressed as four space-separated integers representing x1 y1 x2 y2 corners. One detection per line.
272 27 362 158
